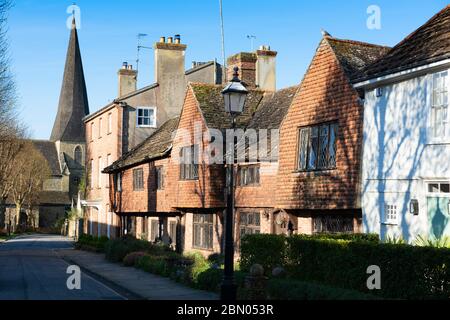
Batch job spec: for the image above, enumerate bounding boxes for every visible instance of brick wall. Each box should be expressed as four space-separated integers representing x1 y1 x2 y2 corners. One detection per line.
276 39 363 211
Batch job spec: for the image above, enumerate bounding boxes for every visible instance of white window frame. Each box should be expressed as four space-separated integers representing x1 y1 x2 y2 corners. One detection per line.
382 203 398 225
425 180 450 197
429 71 449 143
136 106 157 128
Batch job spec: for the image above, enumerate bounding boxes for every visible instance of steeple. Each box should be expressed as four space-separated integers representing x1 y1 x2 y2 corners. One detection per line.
50 17 89 142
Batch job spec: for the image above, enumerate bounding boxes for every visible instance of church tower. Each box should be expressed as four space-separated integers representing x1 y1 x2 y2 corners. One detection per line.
51 17 89 201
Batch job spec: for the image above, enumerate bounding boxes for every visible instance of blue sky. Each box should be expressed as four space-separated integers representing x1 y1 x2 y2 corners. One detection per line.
8 0 449 139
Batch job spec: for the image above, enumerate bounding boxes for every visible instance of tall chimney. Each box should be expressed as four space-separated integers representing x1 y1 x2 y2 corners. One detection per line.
227 52 257 88
256 45 277 92
154 35 187 119
118 62 137 97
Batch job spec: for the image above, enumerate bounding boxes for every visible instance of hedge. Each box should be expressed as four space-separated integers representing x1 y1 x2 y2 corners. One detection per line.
104 236 171 262
76 234 109 252
240 234 450 299
266 278 380 300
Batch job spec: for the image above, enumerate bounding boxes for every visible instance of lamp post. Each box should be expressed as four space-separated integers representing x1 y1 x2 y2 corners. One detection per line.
221 67 249 301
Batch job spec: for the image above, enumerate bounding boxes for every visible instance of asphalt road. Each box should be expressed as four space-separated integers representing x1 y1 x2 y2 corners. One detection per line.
0 234 124 300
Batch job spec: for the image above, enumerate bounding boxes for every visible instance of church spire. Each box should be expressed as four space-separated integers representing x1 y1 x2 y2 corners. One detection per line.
50 17 89 142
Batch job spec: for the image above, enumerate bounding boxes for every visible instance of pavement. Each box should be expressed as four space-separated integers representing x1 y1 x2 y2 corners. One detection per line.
0 234 124 300
57 247 219 300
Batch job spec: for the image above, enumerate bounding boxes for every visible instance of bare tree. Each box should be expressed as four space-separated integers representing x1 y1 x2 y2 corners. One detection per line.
9 142 50 231
0 0 16 139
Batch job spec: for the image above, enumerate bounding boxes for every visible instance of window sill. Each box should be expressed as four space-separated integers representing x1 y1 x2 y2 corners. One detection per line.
137 125 157 129
381 222 398 226
192 247 214 252
293 168 337 174
426 140 450 146
179 179 199 182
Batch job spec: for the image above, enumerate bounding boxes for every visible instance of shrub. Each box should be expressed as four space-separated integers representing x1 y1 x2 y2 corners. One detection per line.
136 255 169 276
104 237 151 262
266 278 379 300
76 234 109 252
184 252 211 285
285 236 450 299
240 234 287 274
123 252 146 267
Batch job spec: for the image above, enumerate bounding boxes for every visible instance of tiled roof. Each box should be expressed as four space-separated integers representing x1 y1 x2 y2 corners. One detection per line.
247 86 298 130
39 191 71 205
31 140 61 176
103 117 179 173
190 83 264 130
359 5 450 81
326 37 391 81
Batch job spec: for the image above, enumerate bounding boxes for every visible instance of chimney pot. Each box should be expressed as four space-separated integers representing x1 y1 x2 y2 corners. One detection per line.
122 62 128 69
160 36 166 43
167 37 173 44
174 34 181 44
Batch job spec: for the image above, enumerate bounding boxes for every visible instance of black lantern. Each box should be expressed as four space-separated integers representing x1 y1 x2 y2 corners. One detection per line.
222 67 248 116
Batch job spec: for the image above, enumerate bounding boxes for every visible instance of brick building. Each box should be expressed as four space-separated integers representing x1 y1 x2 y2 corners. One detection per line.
276 34 389 234
83 35 223 239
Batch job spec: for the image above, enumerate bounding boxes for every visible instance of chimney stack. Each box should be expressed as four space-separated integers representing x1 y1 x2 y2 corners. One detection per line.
256 45 277 92
154 35 187 119
118 62 137 97
227 52 257 88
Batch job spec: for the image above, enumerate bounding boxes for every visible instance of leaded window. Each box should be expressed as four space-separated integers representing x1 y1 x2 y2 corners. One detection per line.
298 122 338 171
431 71 449 139
193 214 213 250
240 212 261 239
133 168 144 191
180 145 199 180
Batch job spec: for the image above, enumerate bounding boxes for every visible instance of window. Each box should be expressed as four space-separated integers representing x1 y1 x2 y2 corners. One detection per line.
298 122 338 171
90 159 94 189
383 204 398 225
238 165 260 186
137 107 156 127
108 113 112 134
150 220 159 242
74 146 82 164
155 166 164 190
428 182 450 194
90 123 94 141
98 157 103 188
193 214 213 250
99 118 103 138
313 215 354 234
240 213 261 239
133 168 144 191
180 145 199 180
431 71 448 139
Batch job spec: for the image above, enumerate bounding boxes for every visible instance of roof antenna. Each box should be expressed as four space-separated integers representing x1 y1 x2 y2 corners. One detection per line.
219 0 227 82
136 33 152 83
247 35 256 51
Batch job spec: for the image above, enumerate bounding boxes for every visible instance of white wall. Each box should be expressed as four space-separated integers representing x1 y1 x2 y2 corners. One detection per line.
362 69 450 242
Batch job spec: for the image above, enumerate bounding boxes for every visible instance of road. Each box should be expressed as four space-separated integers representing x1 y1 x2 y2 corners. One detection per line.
0 234 124 300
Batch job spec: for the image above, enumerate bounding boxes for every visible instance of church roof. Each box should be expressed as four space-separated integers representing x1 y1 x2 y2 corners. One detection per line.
31 140 61 176
50 18 89 142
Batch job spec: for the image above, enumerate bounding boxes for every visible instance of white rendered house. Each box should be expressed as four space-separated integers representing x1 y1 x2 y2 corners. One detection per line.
354 7 450 242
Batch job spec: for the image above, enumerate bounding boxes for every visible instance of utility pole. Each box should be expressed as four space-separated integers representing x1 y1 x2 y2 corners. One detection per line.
219 0 227 82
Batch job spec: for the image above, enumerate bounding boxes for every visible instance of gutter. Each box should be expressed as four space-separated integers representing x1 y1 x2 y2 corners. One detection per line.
354 58 450 89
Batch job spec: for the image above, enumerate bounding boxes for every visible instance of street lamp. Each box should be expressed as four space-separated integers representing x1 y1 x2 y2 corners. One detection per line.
221 67 248 301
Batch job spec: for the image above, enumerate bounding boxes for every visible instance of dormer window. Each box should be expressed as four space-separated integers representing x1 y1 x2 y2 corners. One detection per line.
137 107 156 128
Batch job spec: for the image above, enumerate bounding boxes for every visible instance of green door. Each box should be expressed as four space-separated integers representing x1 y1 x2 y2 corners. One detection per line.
427 197 450 239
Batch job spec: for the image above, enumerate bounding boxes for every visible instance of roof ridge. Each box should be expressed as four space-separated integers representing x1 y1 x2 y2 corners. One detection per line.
387 5 450 53
326 36 390 49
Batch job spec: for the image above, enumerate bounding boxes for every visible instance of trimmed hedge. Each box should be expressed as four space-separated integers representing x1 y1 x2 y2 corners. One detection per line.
267 278 380 300
240 234 286 274
240 234 450 299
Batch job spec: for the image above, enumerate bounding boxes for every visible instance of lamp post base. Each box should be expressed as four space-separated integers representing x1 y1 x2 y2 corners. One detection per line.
220 282 237 301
